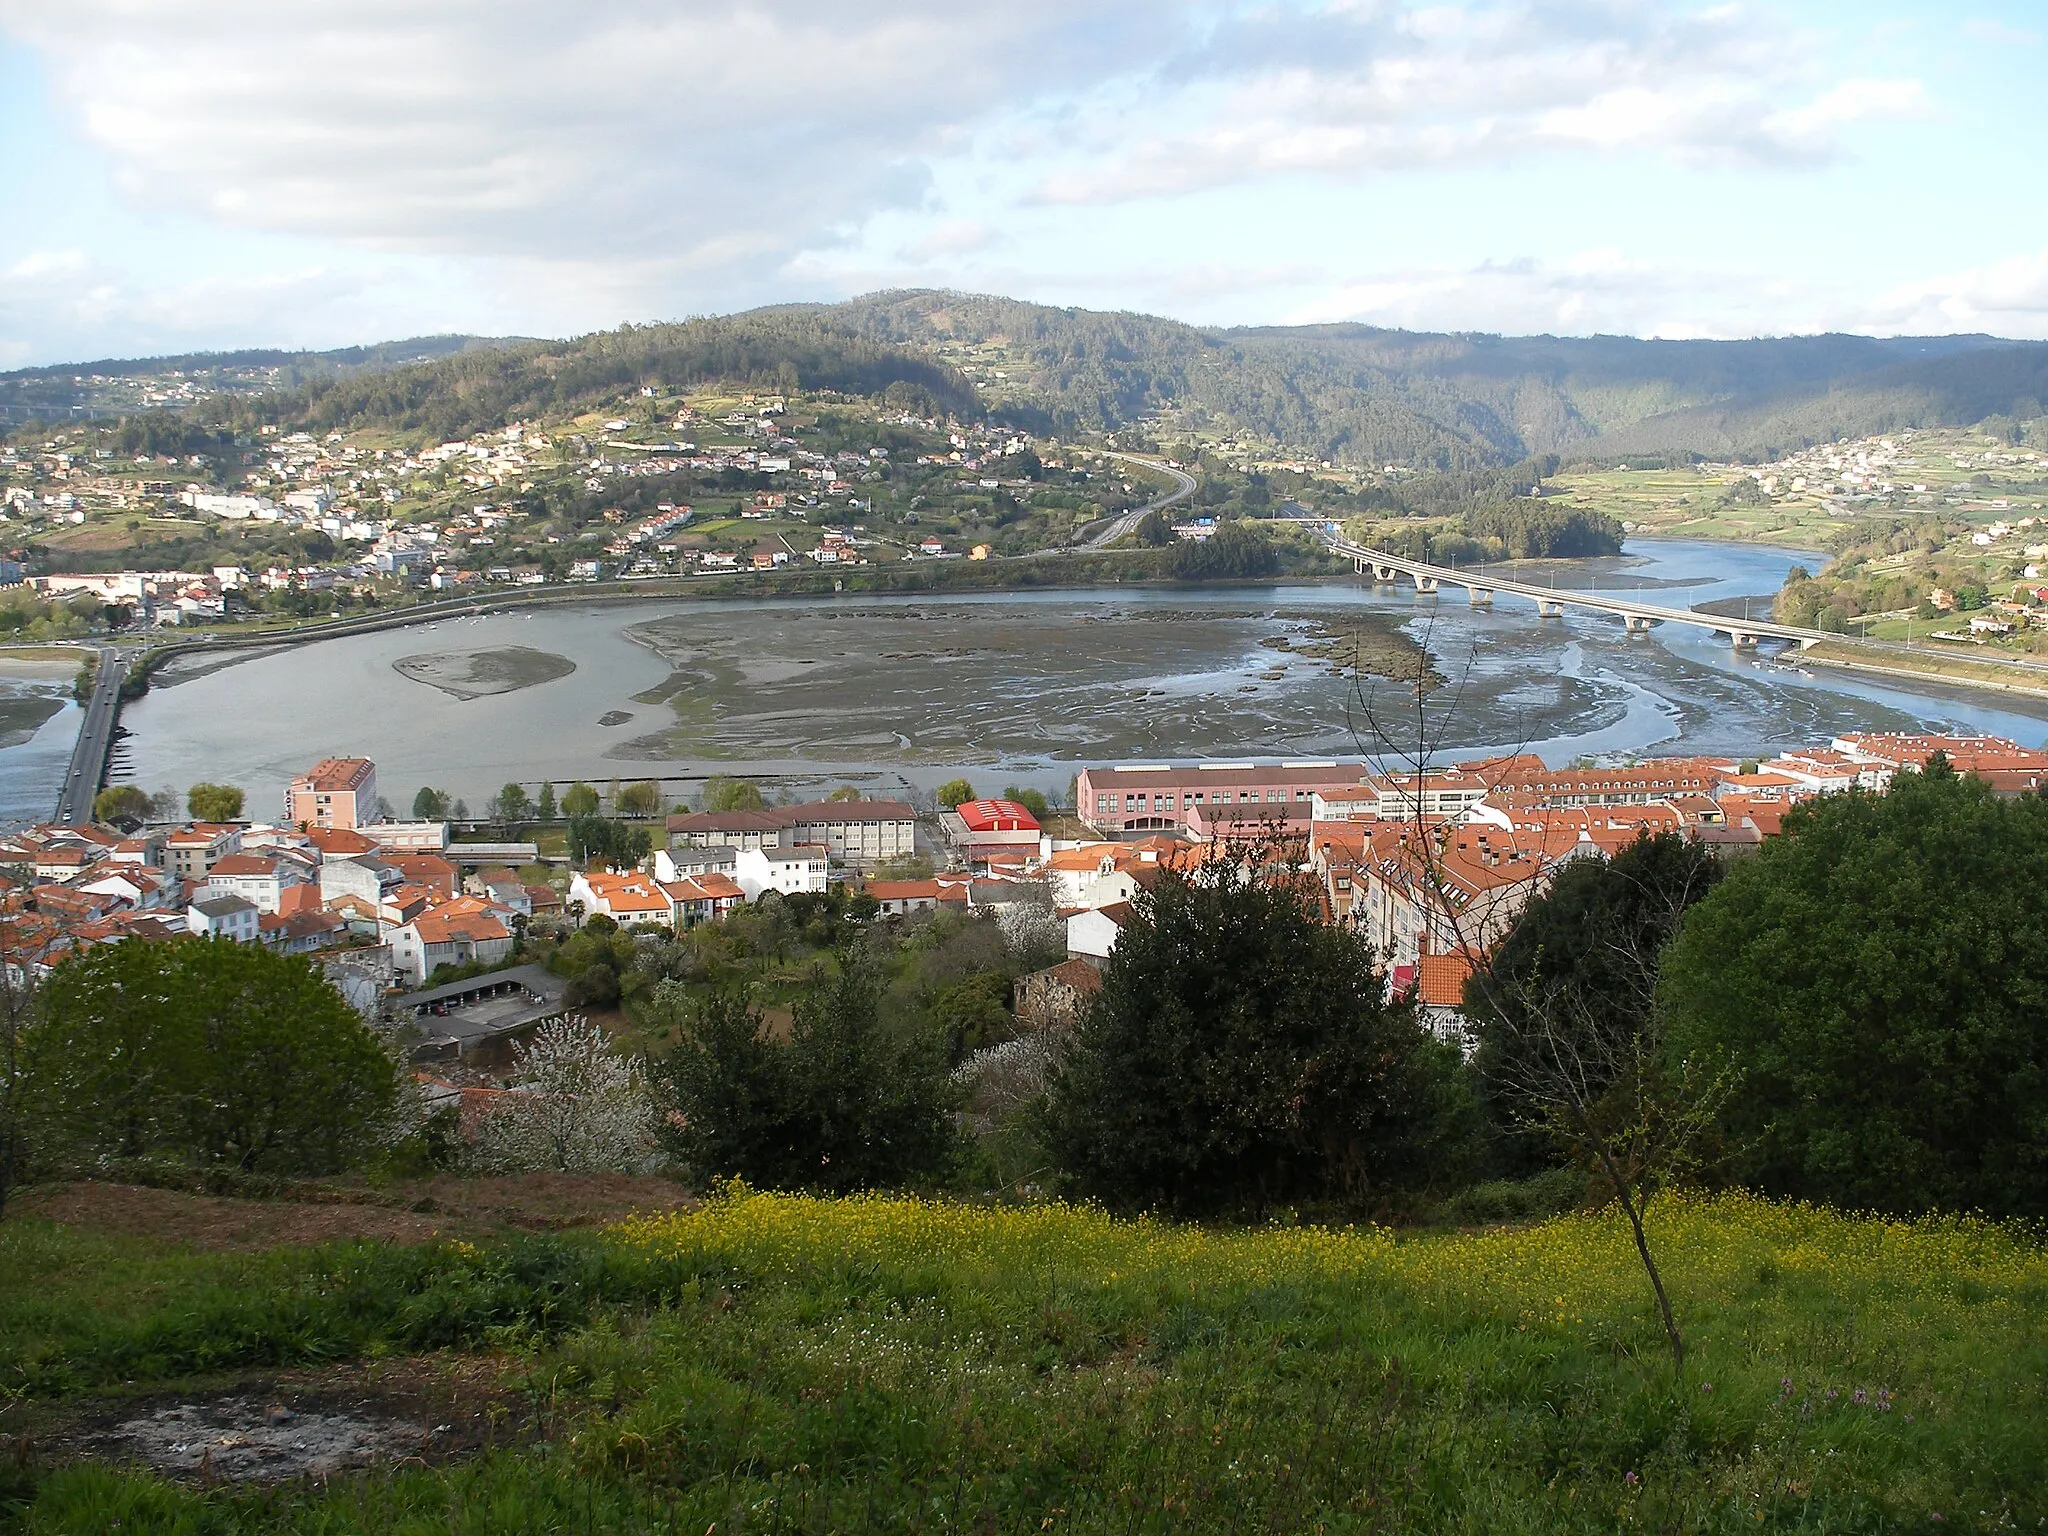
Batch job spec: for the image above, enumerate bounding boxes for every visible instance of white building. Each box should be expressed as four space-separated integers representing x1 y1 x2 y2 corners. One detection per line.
187 894 260 943
733 845 830 900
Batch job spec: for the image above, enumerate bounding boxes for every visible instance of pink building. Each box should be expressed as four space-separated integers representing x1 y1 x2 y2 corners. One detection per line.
1076 761 1374 836
286 757 378 830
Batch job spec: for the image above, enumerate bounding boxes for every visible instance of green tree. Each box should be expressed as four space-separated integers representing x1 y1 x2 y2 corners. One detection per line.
568 814 652 871
0 918 33 1218
784 959 961 1192
1132 509 1173 546
412 786 451 820
650 989 799 1184
536 781 559 821
654 962 960 1192
655 966 958 1196
999 785 1050 820
92 785 151 824
26 939 399 1173
492 782 534 827
615 780 662 817
1661 760 2048 1220
562 782 601 818
1042 850 1475 1217
703 775 766 813
826 786 862 802
187 783 245 822
936 778 976 810
1167 521 1278 581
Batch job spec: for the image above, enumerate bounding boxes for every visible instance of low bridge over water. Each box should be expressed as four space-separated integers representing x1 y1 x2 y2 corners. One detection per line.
1325 538 1828 651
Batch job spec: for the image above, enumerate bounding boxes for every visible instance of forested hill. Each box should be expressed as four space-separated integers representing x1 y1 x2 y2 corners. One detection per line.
0 336 518 420
812 290 2048 467
197 316 979 441
16 289 2048 467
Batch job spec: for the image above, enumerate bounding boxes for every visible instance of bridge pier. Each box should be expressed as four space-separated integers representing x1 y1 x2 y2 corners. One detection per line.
1373 563 1399 582
1413 573 1438 595
1467 587 1494 607
1537 599 1565 618
1624 614 1655 634
1731 631 1759 650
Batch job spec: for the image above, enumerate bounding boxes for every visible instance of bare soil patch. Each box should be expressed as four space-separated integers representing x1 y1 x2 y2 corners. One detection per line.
12 1355 529 1485
12 1172 694 1253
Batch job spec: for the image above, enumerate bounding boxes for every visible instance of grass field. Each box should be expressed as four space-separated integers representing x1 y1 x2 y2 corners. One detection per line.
1 1187 2040 1532
1547 469 1849 549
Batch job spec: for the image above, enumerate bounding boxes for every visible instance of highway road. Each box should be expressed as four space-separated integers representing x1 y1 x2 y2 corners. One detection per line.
1077 453 1198 550
55 644 125 824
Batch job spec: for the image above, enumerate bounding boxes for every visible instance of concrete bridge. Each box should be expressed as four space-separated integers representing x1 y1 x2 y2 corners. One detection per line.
1327 538 1827 651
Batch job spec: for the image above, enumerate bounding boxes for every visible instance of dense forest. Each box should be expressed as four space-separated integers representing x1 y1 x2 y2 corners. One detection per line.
813 291 2048 468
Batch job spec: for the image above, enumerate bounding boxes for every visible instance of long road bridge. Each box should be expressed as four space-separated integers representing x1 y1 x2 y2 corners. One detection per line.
1324 537 1831 651
54 644 125 824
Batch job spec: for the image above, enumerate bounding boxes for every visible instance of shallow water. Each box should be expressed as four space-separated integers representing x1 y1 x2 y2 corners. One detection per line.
36 538 2048 820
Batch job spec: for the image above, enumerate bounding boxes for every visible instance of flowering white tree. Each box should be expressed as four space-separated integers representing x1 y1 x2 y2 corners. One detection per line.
952 1031 1063 1136
469 1014 659 1173
993 881 1066 970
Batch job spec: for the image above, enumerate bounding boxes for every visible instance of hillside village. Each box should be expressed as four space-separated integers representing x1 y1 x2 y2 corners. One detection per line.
0 384 1177 631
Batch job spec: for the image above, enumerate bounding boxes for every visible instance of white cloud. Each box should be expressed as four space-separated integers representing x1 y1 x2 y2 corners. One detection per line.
1867 248 2048 337
1275 250 1838 339
1030 3 1927 204
0 0 1172 275
1273 244 2048 343
897 221 999 264
1962 18 2040 46
0 247 496 366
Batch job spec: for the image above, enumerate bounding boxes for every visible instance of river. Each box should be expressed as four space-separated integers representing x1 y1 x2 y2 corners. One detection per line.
9 538 2048 824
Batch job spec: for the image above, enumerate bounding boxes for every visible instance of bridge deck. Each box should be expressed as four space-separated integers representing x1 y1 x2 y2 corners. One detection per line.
1328 540 1824 648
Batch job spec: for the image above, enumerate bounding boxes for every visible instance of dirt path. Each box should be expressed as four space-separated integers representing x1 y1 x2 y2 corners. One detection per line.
11 1172 694 1252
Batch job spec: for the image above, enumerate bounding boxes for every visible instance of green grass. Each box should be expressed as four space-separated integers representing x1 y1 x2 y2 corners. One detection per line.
1549 469 1849 548
2 1189 2042 1532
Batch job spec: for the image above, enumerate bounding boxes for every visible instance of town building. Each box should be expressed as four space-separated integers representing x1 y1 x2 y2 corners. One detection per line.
943 799 1042 857
1076 761 1375 836
187 893 260 944
664 799 917 869
287 757 379 830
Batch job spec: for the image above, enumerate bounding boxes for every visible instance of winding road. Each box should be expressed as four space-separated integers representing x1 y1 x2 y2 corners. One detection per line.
1077 453 1199 550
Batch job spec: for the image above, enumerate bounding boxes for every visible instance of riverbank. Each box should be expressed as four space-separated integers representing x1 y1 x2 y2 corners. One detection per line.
1798 640 2048 701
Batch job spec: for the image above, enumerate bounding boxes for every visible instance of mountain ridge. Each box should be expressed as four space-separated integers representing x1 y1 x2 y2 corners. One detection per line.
8 291 2045 466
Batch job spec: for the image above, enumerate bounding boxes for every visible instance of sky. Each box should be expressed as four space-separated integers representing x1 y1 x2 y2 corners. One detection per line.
1 0 2045 367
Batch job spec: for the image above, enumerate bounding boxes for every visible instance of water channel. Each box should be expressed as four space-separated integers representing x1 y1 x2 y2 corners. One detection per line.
8 538 2048 825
